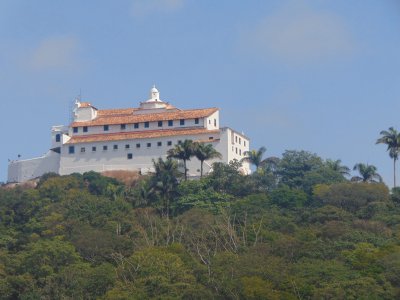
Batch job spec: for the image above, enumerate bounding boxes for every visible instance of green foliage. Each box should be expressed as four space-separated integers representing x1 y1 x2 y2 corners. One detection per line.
270 185 308 208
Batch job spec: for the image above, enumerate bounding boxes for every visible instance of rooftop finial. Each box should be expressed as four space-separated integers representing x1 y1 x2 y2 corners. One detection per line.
150 85 159 101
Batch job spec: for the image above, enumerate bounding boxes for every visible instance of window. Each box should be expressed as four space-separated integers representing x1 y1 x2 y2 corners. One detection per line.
103 145 108 151
158 121 163 127
209 120 211 124
167 141 172 146
235 147 238 154
136 143 141 148
157 141 162 147
178 140 182 144
239 149 242 155
55 134 61 142
214 119 217 126
68 146 75 154
92 146 96 152
81 147 85 153
147 142 151 148
144 122 149 128
239 137 241 144
127 153 133 160
180 119 185 126
195 118 199 124
134 123 139 129
113 145 118 150
104 125 109 131
125 144 130 149
73 127 78 133
244 141 246 147
121 124 126 130
209 136 213 140
168 120 173 127
235 136 238 143
83 126 88 133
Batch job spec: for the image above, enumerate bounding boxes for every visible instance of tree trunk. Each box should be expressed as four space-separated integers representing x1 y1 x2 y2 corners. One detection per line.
184 160 187 181
394 158 397 188
200 160 204 178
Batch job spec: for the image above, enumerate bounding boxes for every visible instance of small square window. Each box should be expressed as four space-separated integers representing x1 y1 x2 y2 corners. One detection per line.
147 143 151 148
178 140 182 144
81 147 85 153
195 118 199 124
69 146 75 154
73 127 78 133
158 121 163 127
167 141 172 146
127 153 133 160
104 125 109 131
157 141 162 147
83 126 88 133
103 145 108 151
55 134 61 142
168 120 173 126
92 146 96 152
121 124 126 130
180 119 185 126
144 122 149 128
113 145 118 150
136 143 141 148
134 123 139 129
125 144 130 149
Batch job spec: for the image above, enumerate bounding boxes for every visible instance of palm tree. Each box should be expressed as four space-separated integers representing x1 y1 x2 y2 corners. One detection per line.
376 127 400 187
326 159 350 176
351 163 382 183
150 158 181 217
167 139 194 180
193 143 222 177
241 146 267 171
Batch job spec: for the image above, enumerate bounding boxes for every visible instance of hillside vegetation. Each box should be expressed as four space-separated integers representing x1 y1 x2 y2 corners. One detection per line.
1 150 400 299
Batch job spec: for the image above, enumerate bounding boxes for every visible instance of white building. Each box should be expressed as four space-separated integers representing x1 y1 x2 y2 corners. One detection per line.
8 87 250 182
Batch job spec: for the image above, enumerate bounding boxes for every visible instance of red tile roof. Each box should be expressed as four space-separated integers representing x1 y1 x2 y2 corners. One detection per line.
71 107 218 127
67 128 220 144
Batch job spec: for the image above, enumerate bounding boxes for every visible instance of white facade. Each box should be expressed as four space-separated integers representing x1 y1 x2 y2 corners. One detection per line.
7 87 250 182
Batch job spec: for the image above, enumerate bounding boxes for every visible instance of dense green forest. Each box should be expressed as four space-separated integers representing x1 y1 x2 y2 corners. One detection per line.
1 149 400 299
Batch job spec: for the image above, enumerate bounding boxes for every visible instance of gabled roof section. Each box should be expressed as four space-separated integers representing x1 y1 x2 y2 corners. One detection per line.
71 107 219 127
67 128 220 144
79 102 98 110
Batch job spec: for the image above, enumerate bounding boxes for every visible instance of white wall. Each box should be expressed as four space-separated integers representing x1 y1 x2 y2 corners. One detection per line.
7 151 60 183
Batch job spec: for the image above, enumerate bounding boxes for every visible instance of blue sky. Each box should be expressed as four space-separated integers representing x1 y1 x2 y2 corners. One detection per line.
1 0 400 186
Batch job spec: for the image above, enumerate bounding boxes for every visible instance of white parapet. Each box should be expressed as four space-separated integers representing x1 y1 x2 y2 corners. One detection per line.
7 151 60 183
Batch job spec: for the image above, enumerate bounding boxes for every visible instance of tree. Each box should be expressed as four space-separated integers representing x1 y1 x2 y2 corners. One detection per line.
150 158 181 217
325 159 350 177
352 163 382 183
167 140 194 180
241 147 267 171
376 127 400 187
193 143 222 177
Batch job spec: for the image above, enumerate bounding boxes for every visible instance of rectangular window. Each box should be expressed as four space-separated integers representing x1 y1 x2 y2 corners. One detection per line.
103 145 108 151
236 147 238 154
81 147 85 153
55 134 61 142
125 144 130 149
157 141 162 147
113 145 118 150
134 123 139 129
136 143 141 148
144 122 149 128
147 143 151 148
127 153 133 160
209 120 211 124
209 136 213 140
214 119 217 126
239 149 242 155
239 137 241 144
235 136 238 143
244 141 246 147
195 118 199 124
73 127 78 133
158 121 163 127
104 125 109 131
180 119 185 126
167 141 172 146
121 124 126 130
92 146 96 152
83 126 88 133
168 120 173 127
68 146 75 154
